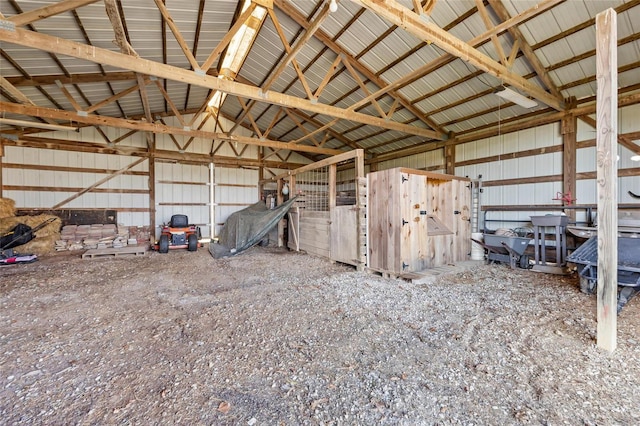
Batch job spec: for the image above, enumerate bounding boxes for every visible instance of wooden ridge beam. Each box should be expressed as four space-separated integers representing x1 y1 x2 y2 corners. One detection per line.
0 25 442 140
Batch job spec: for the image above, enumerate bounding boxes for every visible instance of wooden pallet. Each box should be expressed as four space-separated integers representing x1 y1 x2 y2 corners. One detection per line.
82 245 148 259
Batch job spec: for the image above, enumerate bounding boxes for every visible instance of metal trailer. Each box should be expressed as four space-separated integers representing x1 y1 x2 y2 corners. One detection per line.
567 236 640 314
472 234 533 269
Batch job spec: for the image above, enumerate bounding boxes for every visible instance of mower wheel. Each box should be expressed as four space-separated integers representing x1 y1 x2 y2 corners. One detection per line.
188 233 198 251
158 234 170 253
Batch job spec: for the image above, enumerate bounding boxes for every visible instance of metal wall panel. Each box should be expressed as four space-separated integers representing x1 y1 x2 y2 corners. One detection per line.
155 161 210 239
213 167 259 238
2 145 150 226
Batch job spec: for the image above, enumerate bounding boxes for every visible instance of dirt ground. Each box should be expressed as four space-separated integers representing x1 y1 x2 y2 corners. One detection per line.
1 245 640 425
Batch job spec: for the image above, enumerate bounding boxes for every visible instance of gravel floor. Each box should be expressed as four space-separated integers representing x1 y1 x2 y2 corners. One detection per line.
1 245 639 425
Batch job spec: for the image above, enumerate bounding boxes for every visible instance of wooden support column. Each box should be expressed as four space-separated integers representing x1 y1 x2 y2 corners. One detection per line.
595 8 618 353
277 178 285 247
0 139 3 198
562 99 577 222
445 144 456 175
354 149 366 271
148 131 157 241
258 147 264 199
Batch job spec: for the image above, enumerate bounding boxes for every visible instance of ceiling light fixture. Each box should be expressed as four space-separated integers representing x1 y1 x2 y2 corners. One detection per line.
329 0 338 13
0 118 78 132
631 155 640 161
494 86 538 109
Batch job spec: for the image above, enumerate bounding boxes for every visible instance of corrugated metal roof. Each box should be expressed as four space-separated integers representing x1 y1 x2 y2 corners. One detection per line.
1 0 640 161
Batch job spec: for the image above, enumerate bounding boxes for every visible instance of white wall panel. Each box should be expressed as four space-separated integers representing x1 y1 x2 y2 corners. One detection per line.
620 176 639 203
155 161 211 239
576 179 597 205
577 145 595 173
213 166 259 237
2 146 149 226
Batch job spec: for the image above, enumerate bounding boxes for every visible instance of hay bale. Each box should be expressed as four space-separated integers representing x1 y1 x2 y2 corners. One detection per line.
0 215 61 256
0 198 16 219
19 235 60 256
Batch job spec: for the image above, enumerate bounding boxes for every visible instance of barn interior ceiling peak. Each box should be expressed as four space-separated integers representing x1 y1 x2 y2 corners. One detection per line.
1 0 640 164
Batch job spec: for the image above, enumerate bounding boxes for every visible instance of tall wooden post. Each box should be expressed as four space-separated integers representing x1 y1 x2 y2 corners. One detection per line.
562 99 577 222
258 147 264 199
0 139 3 198
595 8 618 352
148 135 157 241
354 149 366 270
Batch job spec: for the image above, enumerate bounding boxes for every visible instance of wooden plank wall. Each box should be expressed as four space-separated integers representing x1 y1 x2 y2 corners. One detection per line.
330 206 358 265
400 172 429 272
426 179 454 268
367 168 399 274
295 211 330 258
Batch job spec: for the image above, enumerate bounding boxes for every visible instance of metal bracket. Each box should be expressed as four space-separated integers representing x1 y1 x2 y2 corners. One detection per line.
0 20 16 32
402 261 409 270
402 219 408 226
401 174 408 183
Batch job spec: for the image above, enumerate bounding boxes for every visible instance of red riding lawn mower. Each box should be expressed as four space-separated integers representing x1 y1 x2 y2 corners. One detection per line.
155 214 201 253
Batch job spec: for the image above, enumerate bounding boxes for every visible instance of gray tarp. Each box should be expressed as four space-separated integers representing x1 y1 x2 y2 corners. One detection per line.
209 197 297 258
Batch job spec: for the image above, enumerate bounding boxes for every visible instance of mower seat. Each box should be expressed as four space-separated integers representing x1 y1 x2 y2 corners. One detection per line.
170 214 189 228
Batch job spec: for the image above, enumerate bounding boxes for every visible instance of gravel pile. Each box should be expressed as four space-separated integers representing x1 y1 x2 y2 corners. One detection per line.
1 246 639 424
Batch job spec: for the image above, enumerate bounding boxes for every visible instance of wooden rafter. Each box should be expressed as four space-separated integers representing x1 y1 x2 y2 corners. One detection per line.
183 0 207 111
6 0 93 113
313 54 342 100
0 75 58 125
352 0 564 110
236 96 263 138
488 0 563 98
288 109 359 150
275 0 445 136
0 101 343 156
474 0 508 65
267 8 314 99
0 25 442 140
341 56 387 119
3 134 305 169
7 0 100 27
201 2 258 73
55 80 84 112
85 82 144 114
154 80 187 127
153 0 200 72
283 109 321 147
229 3 332 134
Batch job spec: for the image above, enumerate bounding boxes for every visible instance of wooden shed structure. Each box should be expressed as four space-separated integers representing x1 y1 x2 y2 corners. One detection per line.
367 167 471 276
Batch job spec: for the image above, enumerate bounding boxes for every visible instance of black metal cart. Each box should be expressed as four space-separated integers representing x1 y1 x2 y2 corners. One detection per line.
567 236 640 313
472 234 532 269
